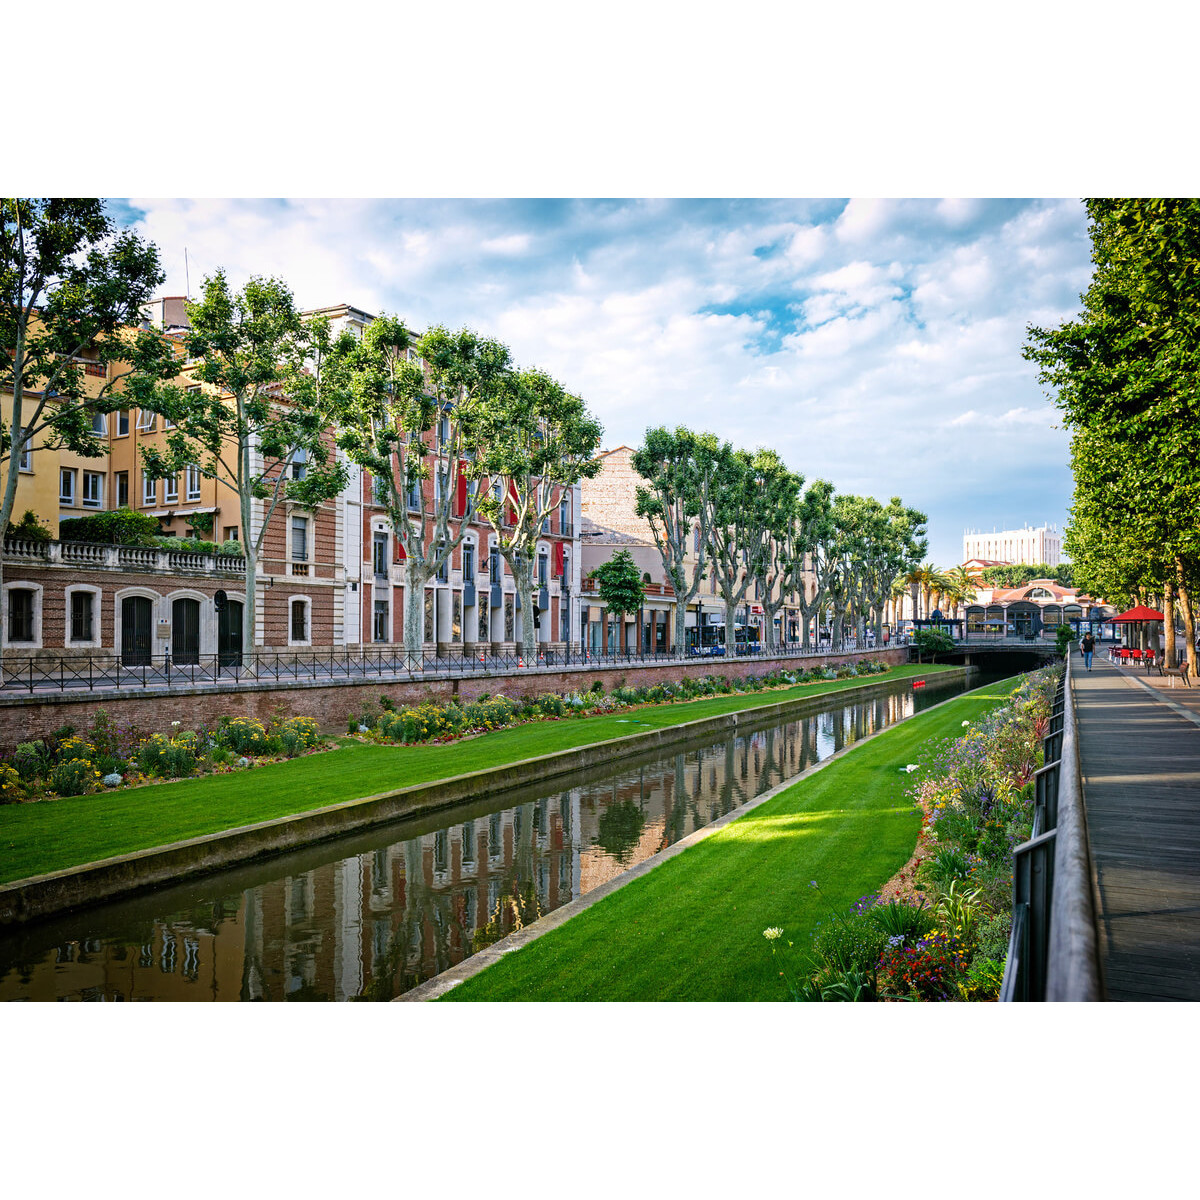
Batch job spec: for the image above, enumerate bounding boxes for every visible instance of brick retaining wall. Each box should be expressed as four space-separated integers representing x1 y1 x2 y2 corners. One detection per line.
0 646 910 749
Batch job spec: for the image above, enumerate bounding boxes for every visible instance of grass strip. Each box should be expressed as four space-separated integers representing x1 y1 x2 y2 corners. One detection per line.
441 676 1021 1002
0 664 954 885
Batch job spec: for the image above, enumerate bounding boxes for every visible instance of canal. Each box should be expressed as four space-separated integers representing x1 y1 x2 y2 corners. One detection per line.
0 670 1001 1001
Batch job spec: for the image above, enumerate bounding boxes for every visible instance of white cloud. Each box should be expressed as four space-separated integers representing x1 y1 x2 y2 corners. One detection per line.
119 196 1089 567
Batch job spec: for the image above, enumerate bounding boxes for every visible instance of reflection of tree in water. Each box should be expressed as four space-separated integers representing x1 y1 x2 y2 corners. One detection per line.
594 799 646 863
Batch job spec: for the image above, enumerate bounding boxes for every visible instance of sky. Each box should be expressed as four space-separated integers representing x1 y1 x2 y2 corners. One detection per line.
112 197 1092 569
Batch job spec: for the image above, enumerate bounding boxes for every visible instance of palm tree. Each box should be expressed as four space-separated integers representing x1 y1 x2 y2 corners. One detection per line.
890 573 911 627
943 565 978 620
916 562 952 621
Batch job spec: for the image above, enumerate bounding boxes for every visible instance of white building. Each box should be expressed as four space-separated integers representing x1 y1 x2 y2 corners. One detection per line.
963 524 1062 567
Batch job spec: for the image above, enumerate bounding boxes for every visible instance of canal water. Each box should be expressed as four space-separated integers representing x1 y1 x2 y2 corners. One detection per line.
0 670 995 1002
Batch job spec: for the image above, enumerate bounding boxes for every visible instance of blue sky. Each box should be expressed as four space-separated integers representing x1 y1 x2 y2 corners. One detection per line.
117 197 1092 567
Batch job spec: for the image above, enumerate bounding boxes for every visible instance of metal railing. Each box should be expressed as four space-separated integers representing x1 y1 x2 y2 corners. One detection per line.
0 639 902 695
1000 653 1103 1001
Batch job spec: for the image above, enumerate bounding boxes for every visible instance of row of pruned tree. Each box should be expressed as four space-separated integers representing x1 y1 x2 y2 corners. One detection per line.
1025 199 1200 673
1 199 604 662
630 427 928 654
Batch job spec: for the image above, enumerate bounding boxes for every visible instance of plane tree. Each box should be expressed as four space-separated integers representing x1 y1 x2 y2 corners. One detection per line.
0 198 178 661
473 366 604 663
632 426 723 658
142 271 347 658
330 320 510 654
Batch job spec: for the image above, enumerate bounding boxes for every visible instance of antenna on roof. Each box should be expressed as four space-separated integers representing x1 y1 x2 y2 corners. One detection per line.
184 248 191 301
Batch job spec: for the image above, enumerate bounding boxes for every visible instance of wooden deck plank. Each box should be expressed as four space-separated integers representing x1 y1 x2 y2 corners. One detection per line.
1072 656 1200 1001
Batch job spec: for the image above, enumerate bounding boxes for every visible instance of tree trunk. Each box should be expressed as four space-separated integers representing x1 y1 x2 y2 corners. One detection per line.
1178 568 1197 678
675 596 687 658
1164 580 1177 668
403 559 431 656
724 596 737 656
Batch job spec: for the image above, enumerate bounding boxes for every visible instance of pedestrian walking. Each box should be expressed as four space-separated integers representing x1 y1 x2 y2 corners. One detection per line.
1081 631 1095 671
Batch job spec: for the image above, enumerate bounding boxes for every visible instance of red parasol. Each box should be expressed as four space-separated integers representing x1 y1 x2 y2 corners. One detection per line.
1111 605 1165 623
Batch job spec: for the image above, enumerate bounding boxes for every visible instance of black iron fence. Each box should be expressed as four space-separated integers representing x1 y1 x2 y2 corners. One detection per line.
0 639 901 695
1000 654 1102 1001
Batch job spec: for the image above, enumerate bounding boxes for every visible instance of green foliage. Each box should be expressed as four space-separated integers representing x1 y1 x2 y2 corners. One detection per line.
867 898 935 942
592 549 646 622
981 562 1073 589
913 627 955 660
59 507 162 545
809 909 890 974
137 733 199 779
8 510 51 543
1025 199 1200 618
1056 623 1076 654
1 199 177 550
12 741 47 781
216 717 276 756
51 758 98 797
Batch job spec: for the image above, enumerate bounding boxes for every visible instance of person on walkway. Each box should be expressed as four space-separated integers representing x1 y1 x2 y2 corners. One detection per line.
1081 631 1095 671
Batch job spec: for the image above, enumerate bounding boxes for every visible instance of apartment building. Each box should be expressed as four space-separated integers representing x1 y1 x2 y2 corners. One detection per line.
2 300 588 662
962 524 1062 567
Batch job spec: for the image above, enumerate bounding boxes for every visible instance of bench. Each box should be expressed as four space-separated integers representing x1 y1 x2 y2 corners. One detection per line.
1163 662 1191 688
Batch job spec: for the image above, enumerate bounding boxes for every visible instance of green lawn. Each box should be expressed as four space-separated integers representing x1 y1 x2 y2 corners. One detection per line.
441 676 1020 1002
0 664 956 885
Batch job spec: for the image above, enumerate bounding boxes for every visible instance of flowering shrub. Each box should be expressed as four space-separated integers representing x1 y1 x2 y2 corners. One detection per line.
137 733 199 779
0 765 26 803
878 930 969 1000
216 718 274 756
356 662 893 747
51 757 100 797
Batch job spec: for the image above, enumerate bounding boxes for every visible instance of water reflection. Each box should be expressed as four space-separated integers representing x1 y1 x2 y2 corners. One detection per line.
0 674 973 1002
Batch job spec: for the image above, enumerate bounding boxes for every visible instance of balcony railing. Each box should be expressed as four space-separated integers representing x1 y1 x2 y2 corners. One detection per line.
3 537 247 575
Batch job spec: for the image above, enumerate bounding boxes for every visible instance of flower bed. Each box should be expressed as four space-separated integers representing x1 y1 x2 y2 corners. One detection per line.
347 659 892 746
763 665 1060 1001
0 708 324 800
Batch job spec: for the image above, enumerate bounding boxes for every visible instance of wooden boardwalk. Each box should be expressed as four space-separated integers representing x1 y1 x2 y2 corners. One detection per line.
1072 654 1200 1000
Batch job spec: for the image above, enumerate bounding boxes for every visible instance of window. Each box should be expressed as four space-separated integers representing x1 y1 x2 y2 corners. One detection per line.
8 589 34 642
117 411 130 437
291 516 309 562
82 471 104 508
406 474 421 511
291 446 307 481
70 592 94 642
438 414 450 448
694 525 700 554
186 465 202 501
290 599 308 643
436 540 449 583
224 526 238 542
372 531 388 577
116 472 129 507
489 547 501 584
17 432 32 472
164 474 179 503
373 599 389 642
538 550 548 586
142 473 156 506
463 542 475 580
90 411 106 436
560 497 570 533
136 409 157 432
59 469 76 505
562 549 570 583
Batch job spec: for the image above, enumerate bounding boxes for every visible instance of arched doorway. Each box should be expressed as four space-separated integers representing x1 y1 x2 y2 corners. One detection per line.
172 598 201 664
121 596 153 666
